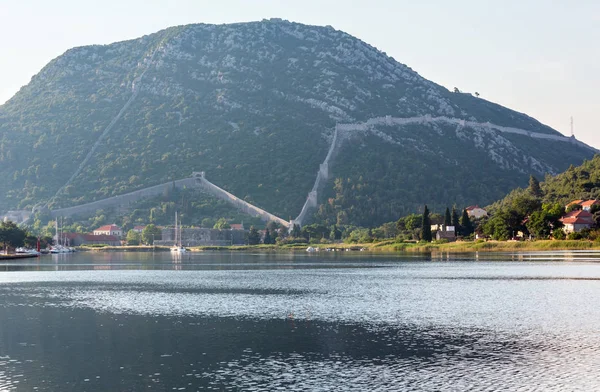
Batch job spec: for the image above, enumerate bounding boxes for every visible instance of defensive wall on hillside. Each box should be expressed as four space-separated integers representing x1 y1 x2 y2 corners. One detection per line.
48 172 290 228
336 115 598 153
7 114 596 228
50 177 199 219
290 115 598 226
193 172 290 227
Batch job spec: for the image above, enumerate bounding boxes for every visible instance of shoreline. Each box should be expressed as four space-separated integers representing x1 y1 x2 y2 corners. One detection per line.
75 240 600 254
0 254 41 260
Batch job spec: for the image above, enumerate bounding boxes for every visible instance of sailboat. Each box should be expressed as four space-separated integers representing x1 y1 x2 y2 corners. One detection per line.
170 211 187 253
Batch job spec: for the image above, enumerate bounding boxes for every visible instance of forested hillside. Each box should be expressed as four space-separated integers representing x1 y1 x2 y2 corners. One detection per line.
0 19 595 227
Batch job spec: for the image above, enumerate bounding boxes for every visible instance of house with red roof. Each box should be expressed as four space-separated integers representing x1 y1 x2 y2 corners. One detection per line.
93 224 122 237
230 223 245 230
580 200 600 212
560 209 594 234
565 200 584 211
133 225 146 233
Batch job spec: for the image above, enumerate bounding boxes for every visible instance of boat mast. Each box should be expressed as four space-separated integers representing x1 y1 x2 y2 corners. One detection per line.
175 211 178 247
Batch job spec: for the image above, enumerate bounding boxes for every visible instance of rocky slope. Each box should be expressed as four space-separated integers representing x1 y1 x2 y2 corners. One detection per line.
0 19 595 225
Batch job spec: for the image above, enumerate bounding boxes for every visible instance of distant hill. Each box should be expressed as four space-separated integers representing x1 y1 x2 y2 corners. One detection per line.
489 154 600 212
0 19 595 226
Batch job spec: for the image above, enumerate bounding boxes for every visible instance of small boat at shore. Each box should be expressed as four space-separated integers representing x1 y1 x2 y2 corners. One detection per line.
16 248 41 256
170 211 187 254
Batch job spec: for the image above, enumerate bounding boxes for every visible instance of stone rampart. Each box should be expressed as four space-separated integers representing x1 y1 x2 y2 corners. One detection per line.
196 176 289 227
50 178 199 218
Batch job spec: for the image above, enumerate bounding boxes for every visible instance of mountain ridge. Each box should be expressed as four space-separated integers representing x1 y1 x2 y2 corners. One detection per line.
0 19 595 226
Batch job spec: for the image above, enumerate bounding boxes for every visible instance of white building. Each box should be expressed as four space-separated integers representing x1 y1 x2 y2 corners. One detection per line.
93 224 123 237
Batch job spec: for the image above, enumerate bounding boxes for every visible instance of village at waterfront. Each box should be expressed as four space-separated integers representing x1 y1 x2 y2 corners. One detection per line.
3 193 600 258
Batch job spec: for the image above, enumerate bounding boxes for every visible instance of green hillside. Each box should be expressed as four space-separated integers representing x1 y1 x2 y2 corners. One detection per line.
0 19 595 227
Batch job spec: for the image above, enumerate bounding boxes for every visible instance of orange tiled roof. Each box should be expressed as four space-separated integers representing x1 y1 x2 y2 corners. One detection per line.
94 224 121 232
580 200 600 207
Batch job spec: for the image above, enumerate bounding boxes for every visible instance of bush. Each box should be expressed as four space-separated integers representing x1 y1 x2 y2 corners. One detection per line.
276 237 307 245
567 232 584 240
552 229 566 240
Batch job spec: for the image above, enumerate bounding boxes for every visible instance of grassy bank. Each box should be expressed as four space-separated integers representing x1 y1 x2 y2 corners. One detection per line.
75 240 600 253
369 240 600 253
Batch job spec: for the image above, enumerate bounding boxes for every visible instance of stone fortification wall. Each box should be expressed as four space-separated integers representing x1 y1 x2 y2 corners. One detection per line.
337 115 598 152
196 175 289 228
292 114 598 227
293 125 340 227
50 178 199 218
155 227 247 246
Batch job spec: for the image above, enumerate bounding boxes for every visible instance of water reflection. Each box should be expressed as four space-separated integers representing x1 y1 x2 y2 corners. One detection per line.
1 252 600 390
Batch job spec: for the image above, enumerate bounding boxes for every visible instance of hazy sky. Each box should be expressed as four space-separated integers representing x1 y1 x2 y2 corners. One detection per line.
1 0 598 147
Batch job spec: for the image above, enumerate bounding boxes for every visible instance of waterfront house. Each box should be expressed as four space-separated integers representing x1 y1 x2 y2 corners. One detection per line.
466 206 488 219
133 225 146 233
93 224 123 237
560 210 594 233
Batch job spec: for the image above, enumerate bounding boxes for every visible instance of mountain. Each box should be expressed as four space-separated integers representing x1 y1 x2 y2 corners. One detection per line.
0 19 595 226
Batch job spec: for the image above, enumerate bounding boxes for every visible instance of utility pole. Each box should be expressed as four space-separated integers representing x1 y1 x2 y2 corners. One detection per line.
570 116 574 138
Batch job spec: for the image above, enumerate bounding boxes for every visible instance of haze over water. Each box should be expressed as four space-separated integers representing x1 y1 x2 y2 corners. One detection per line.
1 251 600 391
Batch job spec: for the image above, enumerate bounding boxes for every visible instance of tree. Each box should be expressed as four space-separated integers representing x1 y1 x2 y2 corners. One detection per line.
141 224 161 245
213 218 230 229
291 224 301 238
247 226 260 245
460 209 474 236
528 175 542 198
453 87 461 93
330 224 342 240
263 229 272 245
0 221 26 254
451 206 460 229
475 92 480 98
444 207 452 227
201 218 215 228
421 205 432 242
126 230 141 245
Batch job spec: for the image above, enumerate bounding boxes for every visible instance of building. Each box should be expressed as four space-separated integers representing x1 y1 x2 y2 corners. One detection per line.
230 223 245 230
132 225 146 233
580 200 600 212
465 206 488 219
560 210 594 233
93 224 123 237
431 224 456 242
566 200 584 211
62 233 121 246
436 230 456 242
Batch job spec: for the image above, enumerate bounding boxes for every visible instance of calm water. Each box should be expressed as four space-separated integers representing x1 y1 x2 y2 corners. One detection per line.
2 251 600 391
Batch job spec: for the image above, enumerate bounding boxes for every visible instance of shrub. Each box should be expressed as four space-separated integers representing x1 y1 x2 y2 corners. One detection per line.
552 229 566 240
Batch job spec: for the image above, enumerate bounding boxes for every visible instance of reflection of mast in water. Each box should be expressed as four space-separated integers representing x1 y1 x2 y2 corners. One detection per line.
171 253 182 270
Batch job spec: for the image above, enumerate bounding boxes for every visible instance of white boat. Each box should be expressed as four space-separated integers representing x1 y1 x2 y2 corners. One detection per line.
170 211 187 253
306 246 318 253
16 248 41 256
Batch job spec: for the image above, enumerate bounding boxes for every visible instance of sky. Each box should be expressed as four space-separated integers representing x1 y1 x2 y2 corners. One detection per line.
0 0 598 147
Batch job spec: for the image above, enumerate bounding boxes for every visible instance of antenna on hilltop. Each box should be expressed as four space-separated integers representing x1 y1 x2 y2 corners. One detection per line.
570 116 574 138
